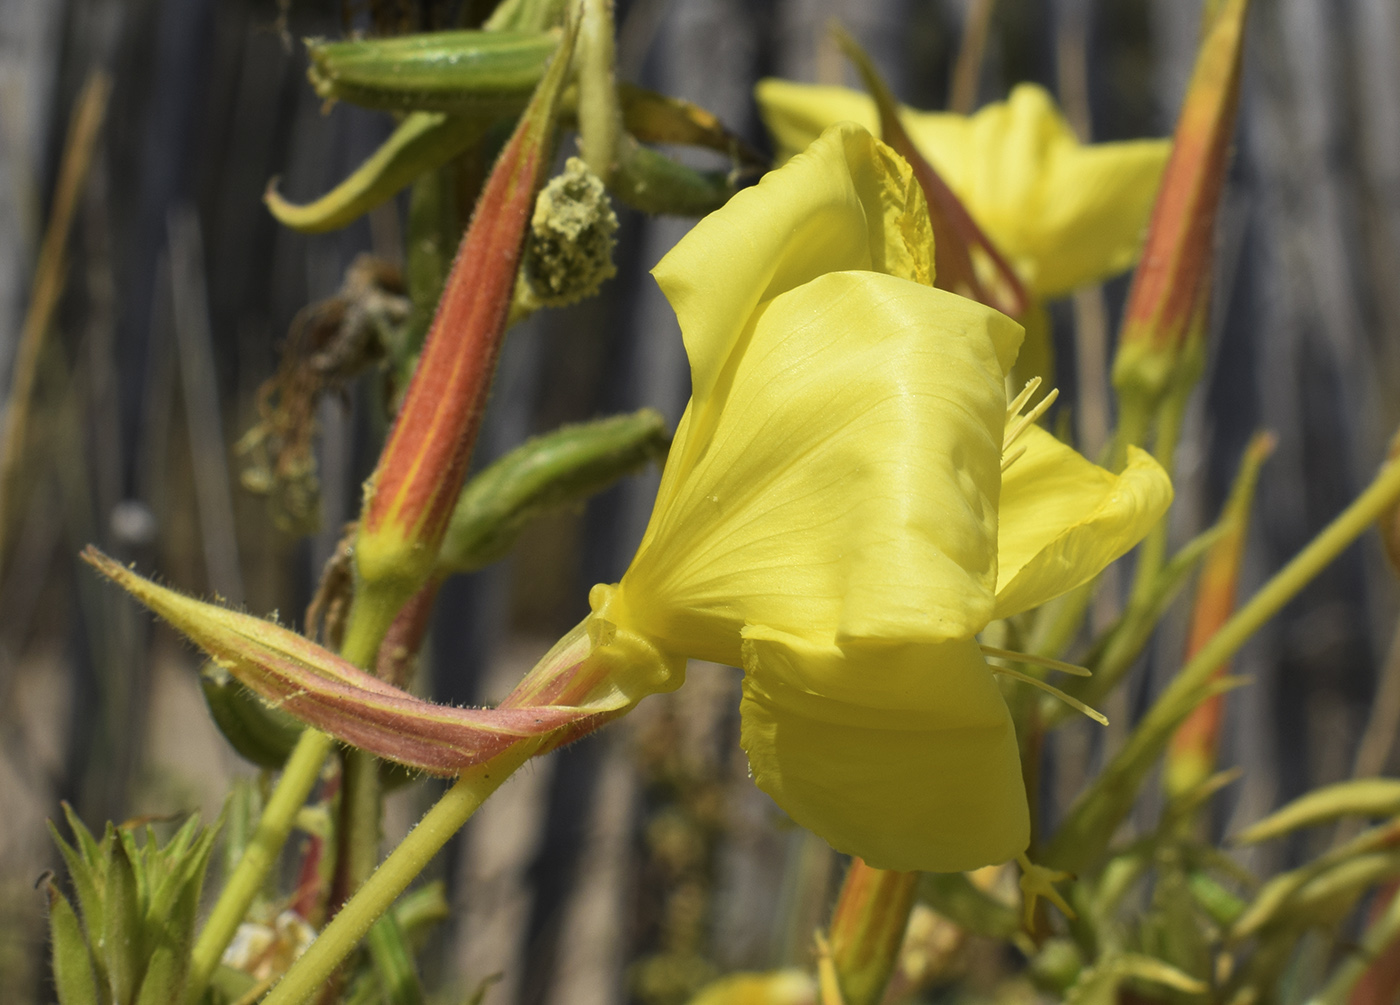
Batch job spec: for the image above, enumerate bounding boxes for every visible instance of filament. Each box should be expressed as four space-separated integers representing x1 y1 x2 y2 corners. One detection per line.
979 644 1092 677
989 665 1109 725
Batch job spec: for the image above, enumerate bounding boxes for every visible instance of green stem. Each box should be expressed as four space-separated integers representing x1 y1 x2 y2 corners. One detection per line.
1165 460 1400 730
333 748 383 908
1307 883 1400 1005
185 591 397 1004
576 0 621 179
262 742 536 1005
186 728 336 1002
328 595 395 920
1047 456 1400 872
1126 380 1188 614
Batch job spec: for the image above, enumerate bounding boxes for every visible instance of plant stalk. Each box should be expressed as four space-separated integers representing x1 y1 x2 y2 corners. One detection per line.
261 742 536 1004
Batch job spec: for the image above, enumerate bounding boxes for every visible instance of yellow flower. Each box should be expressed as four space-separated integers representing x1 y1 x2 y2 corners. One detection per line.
586 123 1171 872
755 80 1170 300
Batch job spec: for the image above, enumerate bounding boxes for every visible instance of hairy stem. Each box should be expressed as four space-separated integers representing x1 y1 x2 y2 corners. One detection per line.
262 743 536 1005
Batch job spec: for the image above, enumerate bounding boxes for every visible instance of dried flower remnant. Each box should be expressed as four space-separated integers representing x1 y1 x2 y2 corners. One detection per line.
519 156 619 310
237 256 409 535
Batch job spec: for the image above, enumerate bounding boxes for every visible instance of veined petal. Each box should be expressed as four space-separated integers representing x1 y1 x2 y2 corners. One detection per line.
618 272 1021 662
651 123 933 407
994 427 1172 619
755 80 1170 298
738 627 1028 872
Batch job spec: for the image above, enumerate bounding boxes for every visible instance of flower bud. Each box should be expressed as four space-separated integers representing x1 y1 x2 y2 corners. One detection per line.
827 859 920 1005
351 23 576 655
1165 430 1273 799
1111 0 1249 416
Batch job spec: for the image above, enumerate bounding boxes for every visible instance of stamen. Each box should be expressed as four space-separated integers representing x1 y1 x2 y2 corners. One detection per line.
989 665 1109 725
1005 376 1042 423
1003 386 1060 451
1001 445 1027 472
979 644 1092 677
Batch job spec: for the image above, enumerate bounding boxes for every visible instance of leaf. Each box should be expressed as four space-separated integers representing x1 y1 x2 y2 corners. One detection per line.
102 834 142 1005
1063 952 1206 1005
618 83 766 166
365 913 426 1005
83 548 625 773
48 884 100 1005
1044 674 1246 873
200 661 306 770
1233 779 1400 845
266 112 488 234
1231 821 1400 938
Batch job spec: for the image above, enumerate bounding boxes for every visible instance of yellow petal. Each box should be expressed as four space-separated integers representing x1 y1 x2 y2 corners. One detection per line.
994 427 1173 619
738 627 1029 872
650 122 933 408
755 80 1170 298
617 271 1021 663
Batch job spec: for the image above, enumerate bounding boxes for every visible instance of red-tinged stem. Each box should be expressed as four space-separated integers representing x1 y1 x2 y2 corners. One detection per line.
828 858 920 1005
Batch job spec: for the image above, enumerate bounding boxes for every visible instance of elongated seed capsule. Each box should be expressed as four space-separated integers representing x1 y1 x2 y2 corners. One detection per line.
266 111 487 233
306 30 559 114
437 409 670 574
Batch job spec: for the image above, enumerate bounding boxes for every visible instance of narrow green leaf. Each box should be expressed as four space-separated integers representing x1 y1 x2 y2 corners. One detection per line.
1233 779 1400 845
48 821 104 953
392 881 451 948
102 835 143 1005
266 112 488 234
1063 952 1206 1005
131 944 178 1005
48 884 100 1005
1045 675 1246 873
366 913 427 1005
84 548 610 773
1188 871 1246 928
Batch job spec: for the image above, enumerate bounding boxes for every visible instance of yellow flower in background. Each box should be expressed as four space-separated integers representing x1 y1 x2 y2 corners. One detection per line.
755 80 1170 300
586 123 1171 872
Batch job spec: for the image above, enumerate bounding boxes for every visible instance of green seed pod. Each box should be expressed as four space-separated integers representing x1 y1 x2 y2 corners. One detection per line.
609 136 737 217
438 410 670 574
306 30 559 114
200 661 306 770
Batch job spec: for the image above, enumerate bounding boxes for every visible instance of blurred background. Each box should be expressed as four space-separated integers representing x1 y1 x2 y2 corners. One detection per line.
1 0 1399 1002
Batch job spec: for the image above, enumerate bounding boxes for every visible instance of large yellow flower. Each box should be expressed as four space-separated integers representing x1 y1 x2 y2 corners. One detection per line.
755 81 1170 300
587 124 1171 872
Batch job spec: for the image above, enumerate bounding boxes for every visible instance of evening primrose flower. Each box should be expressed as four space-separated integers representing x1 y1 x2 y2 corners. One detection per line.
584 123 1172 872
755 81 1169 299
